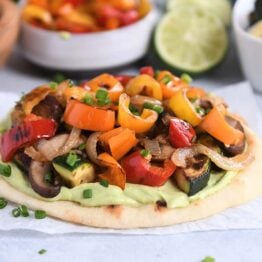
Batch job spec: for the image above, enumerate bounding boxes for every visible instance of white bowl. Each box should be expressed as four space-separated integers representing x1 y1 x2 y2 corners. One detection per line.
233 0 262 92
20 9 158 71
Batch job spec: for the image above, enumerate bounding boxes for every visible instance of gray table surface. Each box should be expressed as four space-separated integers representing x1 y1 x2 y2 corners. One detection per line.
0 33 262 262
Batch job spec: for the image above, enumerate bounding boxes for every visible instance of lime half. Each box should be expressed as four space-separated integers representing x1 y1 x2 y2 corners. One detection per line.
167 0 232 26
154 6 228 74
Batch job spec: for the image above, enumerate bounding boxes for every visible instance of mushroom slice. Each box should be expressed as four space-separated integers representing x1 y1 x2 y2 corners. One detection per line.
29 161 61 198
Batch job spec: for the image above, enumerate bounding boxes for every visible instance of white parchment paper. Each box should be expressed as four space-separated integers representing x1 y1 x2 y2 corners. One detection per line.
0 81 262 235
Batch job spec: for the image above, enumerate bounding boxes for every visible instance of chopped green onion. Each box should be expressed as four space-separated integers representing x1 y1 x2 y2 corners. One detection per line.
38 249 47 255
0 163 11 177
49 81 58 90
140 149 150 157
143 102 164 114
100 179 109 188
44 172 53 184
154 70 161 79
68 79 75 87
96 88 108 100
82 95 95 106
78 143 86 150
205 108 211 114
202 256 215 262
66 152 80 167
96 88 111 106
0 198 8 209
181 73 193 84
20 205 29 217
97 98 111 106
161 75 172 84
35 210 47 219
83 189 92 199
59 31 71 40
189 97 198 103
53 73 65 83
129 104 140 116
12 208 21 218
195 107 205 115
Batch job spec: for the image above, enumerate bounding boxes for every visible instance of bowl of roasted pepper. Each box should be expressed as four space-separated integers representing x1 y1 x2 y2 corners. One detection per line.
20 0 157 71
0 0 20 67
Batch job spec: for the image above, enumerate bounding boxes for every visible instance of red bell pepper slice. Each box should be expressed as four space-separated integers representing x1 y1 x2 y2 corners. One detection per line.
115 75 134 86
169 118 196 148
0 119 57 162
139 66 154 77
97 5 121 26
120 10 139 26
64 0 85 7
122 151 176 187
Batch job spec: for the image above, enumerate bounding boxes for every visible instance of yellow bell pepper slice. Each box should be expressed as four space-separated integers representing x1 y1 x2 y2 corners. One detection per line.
137 0 152 17
85 74 124 102
169 89 202 126
118 94 158 133
23 4 52 24
62 10 96 27
126 74 163 100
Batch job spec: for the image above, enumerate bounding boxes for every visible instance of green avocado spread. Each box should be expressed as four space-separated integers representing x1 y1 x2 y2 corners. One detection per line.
0 119 237 209
0 161 237 208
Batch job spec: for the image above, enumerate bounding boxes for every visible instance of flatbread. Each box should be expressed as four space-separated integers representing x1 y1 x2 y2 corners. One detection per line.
0 126 261 229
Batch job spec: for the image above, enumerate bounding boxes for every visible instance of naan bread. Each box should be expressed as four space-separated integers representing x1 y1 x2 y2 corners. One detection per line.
0 127 261 228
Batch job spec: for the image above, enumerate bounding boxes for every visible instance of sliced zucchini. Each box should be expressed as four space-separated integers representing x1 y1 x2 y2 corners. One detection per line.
174 154 211 196
53 154 95 187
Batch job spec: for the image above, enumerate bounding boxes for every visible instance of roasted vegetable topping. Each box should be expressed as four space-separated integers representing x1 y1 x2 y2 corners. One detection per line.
0 68 254 199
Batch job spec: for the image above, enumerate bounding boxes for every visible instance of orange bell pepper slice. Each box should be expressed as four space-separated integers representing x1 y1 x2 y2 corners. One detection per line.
85 74 124 102
105 17 120 30
98 153 126 190
156 71 187 99
28 0 49 8
187 87 206 100
23 4 52 24
62 10 96 27
64 100 115 131
199 107 244 145
99 127 137 160
169 89 202 126
118 94 158 133
126 74 163 100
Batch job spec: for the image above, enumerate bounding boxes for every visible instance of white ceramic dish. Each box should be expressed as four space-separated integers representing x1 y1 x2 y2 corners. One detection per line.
20 9 158 71
233 0 262 93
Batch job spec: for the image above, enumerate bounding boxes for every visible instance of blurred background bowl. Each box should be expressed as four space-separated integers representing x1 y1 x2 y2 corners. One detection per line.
0 0 20 67
233 0 262 93
20 8 158 71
